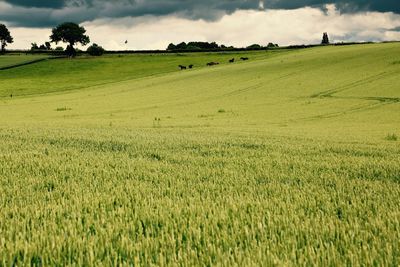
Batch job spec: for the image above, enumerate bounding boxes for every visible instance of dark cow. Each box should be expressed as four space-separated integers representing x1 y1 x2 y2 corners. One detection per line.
179 65 187 70
207 62 219 66
188 64 194 69
229 58 235 63
240 57 249 61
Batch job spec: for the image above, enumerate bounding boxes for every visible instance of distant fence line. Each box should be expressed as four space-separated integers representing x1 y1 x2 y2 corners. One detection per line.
0 56 66 71
0 58 48 70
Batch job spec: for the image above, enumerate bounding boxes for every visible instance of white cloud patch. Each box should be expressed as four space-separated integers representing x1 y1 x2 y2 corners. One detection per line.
6 5 400 51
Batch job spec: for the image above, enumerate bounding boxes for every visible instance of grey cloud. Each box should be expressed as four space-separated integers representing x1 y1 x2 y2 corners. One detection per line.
1 0 400 28
264 0 400 14
4 0 65 8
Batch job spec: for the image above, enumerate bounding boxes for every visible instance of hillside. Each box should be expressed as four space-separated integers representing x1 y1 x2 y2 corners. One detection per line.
1 43 399 138
0 51 276 97
0 43 399 266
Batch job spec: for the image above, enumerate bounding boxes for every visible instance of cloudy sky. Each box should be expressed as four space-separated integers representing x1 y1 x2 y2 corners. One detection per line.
1 0 400 50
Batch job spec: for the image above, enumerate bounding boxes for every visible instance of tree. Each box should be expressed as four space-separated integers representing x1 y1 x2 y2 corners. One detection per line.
167 43 176 51
167 41 227 51
87 43 105 56
50 22 90 57
175 42 187 50
0 24 13 53
31 42 52 51
31 43 39 51
45 42 52 50
267 42 279 48
186 45 202 51
322 32 330 45
247 44 262 50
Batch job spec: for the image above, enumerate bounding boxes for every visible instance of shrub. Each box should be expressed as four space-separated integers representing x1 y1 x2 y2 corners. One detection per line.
87 43 105 56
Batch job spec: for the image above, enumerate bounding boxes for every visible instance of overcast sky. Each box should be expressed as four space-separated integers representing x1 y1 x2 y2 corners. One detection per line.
1 0 400 50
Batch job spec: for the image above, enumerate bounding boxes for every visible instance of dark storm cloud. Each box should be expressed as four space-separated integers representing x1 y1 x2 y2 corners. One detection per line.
1 0 400 27
4 0 65 8
266 0 400 14
1 0 260 27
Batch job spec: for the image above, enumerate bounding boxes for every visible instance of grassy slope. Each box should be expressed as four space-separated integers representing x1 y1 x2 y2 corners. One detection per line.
0 43 399 265
0 51 278 97
1 43 399 138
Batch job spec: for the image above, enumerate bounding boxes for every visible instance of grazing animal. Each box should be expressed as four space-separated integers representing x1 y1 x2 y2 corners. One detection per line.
207 62 219 66
188 64 194 69
240 57 249 61
229 58 235 63
179 65 187 70
10 94 13 98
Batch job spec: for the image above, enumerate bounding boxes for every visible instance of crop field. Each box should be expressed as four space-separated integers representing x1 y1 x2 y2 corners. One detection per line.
0 43 399 266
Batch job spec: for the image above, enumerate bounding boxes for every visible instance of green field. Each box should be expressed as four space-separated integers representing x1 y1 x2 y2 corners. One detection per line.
0 51 277 97
0 43 399 266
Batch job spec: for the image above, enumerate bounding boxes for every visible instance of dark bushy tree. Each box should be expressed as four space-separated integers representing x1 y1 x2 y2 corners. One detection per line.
175 42 187 50
247 44 262 49
31 41 52 51
166 41 227 51
322 32 330 45
0 24 13 52
187 42 219 50
186 45 202 51
50 22 90 57
87 43 105 56
167 43 176 50
31 43 39 50
267 42 279 48
45 42 51 50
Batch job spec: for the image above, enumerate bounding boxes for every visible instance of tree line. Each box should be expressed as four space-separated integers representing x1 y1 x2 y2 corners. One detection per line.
0 21 333 57
0 22 104 57
167 42 280 51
